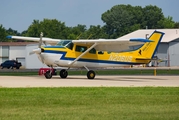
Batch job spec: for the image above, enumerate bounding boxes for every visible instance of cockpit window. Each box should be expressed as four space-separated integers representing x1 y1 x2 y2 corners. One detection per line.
65 42 74 50
98 51 104 54
75 45 87 52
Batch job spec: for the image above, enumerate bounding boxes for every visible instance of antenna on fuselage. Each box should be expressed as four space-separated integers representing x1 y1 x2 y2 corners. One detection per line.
87 34 93 39
76 33 82 40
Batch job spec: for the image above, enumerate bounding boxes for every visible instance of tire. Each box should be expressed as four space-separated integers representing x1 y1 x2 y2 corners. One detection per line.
60 69 68 78
44 70 52 79
87 70 95 79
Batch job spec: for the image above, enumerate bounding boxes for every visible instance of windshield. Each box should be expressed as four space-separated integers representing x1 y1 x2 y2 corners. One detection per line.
56 40 72 47
56 40 73 50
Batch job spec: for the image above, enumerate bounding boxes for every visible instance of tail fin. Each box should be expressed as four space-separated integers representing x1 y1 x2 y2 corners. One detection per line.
133 31 165 60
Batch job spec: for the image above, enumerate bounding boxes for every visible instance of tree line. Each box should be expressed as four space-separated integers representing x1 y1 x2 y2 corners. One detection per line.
0 4 179 42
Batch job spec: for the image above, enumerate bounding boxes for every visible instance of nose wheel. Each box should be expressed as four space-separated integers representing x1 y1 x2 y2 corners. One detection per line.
44 70 52 79
87 70 95 79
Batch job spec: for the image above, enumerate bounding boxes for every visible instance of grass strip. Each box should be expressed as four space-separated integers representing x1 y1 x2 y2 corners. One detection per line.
0 87 179 120
0 69 179 76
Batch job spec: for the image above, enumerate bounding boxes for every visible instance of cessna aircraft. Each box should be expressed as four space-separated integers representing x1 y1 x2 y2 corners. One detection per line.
7 31 164 79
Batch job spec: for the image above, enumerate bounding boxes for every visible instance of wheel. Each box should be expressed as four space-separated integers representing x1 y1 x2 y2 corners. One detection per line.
44 70 52 79
60 69 68 78
87 70 95 79
16 67 19 69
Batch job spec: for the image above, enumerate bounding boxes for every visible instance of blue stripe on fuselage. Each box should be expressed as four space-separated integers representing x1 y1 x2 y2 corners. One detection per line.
44 46 65 48
43 50 142 65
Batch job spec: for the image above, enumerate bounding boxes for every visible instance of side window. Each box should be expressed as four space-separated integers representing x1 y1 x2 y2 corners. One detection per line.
98 51 104 54
89 48 96 54
75 45 87 52
66 42 74 50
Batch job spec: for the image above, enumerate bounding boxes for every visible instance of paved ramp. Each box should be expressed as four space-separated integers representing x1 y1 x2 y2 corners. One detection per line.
0 75 179 87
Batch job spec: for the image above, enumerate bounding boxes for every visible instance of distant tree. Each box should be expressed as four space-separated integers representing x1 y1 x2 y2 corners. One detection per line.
26 19 70 39
84 25 108 39
26 20 41 37
174 22 179 28
1 4 178 42
21 30 28 36
101 5 144 38
141 5 165 29
157 16 175 28
0 24 7 42
101 5 167 38
68 24 87 39
6 28 20 36
102 4 134 38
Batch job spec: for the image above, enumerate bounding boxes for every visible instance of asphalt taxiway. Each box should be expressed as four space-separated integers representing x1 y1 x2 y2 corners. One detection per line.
0 75 179 87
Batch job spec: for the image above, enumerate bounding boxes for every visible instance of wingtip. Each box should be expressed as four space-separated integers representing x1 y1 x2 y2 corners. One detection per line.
130 38 153 42
6 36 12 39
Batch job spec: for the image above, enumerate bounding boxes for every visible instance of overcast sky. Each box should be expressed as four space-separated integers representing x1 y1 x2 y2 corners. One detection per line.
0 0 178 32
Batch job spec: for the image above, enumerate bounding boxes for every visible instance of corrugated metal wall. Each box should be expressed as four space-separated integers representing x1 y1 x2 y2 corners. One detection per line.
168 39 179 66
156 43 169 66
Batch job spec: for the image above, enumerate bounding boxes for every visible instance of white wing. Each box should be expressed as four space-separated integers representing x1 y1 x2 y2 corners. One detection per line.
7 35 152 52
72 38 152 52
7 36 60 44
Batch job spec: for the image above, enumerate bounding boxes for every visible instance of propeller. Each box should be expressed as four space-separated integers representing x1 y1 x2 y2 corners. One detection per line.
29 32 46 64
29 32 44 55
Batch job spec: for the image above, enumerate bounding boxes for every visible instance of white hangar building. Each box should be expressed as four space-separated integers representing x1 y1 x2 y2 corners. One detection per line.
0 42 45 69
0 29 179 69
118 29 179 67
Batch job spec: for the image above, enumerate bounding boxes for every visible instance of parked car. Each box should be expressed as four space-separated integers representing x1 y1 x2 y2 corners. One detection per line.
1 60 22 69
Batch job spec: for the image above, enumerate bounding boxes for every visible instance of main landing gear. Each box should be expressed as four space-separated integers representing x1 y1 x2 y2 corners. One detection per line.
44 67 96 79
59 69 68 78
87 70 95 79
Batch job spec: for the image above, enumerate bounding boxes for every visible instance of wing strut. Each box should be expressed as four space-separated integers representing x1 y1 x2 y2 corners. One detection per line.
67 43 98 69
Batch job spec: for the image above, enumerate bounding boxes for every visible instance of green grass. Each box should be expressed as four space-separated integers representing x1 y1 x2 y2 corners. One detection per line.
0 69 179 76
0 87 179 120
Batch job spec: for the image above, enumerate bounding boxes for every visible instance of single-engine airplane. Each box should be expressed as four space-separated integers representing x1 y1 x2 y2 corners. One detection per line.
7 31 164 79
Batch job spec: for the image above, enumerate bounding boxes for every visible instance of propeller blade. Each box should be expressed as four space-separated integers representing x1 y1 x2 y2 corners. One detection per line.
38 32 43 48
29 48 41 55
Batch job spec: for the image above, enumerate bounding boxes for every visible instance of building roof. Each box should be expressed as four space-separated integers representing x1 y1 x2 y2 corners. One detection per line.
0 42 38 46
118 29 179 42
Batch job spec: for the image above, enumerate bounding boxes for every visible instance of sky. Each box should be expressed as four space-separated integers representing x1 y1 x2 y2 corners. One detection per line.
0 0 179 32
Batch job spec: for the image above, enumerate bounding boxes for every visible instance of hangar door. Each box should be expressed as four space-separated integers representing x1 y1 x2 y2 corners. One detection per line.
16 57 25 68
